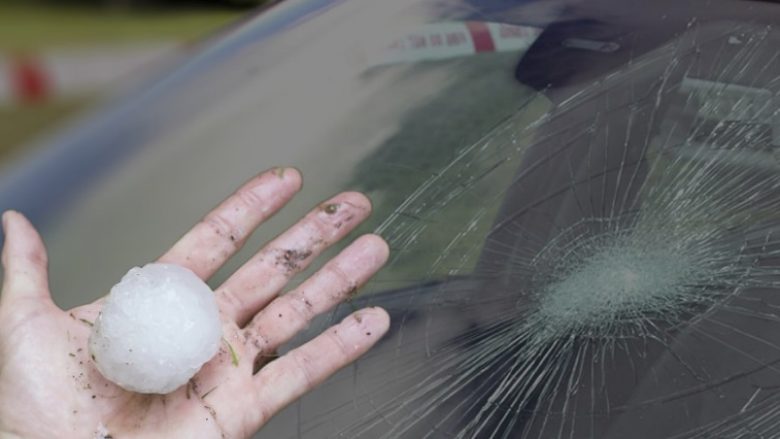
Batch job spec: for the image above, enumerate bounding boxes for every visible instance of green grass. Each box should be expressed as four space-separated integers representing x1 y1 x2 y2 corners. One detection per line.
0 3 244 51
0 2 246 163
0 97 93 164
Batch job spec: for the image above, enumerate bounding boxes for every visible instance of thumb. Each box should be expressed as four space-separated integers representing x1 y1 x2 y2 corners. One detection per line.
1 211 52 311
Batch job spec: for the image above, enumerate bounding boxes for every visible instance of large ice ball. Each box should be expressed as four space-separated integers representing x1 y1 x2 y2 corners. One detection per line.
89 263 222 394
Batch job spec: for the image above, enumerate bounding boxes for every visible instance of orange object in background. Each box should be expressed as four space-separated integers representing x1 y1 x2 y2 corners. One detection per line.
9 55 50 104
0 44 176 106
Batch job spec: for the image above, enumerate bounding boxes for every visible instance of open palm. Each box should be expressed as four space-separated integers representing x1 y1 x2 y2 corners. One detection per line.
0 168 390 438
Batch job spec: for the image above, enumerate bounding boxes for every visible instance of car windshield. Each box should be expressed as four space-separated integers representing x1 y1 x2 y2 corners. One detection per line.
3 0 780 437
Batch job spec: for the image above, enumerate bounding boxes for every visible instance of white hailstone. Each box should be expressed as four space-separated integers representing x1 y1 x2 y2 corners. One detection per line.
89 263 222 394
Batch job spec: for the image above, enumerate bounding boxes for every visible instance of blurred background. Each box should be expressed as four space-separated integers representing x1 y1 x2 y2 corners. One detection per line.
0 0 264 167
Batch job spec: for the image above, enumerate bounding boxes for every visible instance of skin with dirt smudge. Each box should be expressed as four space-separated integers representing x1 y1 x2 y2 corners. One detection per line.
0 168 390 438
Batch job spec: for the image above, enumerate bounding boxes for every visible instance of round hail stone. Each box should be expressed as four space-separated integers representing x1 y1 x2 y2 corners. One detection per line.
89 263 222 394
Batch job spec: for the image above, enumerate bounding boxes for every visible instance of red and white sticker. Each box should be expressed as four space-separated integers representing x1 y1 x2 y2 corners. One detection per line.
371 21 541 66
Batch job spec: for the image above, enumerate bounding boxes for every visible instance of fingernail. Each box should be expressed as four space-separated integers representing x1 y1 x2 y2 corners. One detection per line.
1 211 11 232
289 167 303 189
351 235 390 267
270 167 303 191
344 308 390 341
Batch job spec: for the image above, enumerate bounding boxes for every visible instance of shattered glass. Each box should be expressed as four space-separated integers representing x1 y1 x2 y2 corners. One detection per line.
264 13 780 439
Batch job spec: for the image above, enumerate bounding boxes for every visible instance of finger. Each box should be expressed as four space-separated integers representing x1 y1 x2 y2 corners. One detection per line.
217 192 372 325
158 168 302 279
242 234 388 357
247 308 390 431
0 211 53 312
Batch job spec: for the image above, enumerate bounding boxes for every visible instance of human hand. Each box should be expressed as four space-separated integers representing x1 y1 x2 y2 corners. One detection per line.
0 168 390 438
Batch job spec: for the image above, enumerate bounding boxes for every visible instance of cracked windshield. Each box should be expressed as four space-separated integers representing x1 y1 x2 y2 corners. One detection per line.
2 0 780 438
